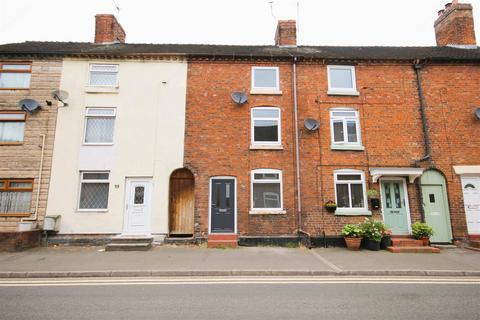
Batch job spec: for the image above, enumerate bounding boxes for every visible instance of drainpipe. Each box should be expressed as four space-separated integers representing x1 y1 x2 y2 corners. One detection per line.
292 56 302 231
22 134 46 224
413 60 431 164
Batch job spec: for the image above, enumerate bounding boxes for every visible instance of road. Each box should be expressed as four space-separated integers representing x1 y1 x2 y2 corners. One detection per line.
0 276 479 320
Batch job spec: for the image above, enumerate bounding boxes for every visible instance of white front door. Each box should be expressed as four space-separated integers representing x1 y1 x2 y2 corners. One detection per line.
124 179 152 234
462 176 480 235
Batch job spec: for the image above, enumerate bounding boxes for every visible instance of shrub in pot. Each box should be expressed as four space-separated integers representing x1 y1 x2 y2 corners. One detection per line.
361 218 384 251
380 229 392 249
411 222 434 246
341 224 363 250
324 201 337 213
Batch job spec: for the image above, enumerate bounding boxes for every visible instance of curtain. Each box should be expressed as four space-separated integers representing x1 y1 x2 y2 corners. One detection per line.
0 191 32 213
0 122 25 142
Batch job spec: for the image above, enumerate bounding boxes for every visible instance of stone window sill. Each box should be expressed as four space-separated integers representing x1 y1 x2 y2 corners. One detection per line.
85 86 119 94
250 89 282 95
250 144 283 150
334 209 372 216
249 210 287 215
327 90 360 96
330 144 365 151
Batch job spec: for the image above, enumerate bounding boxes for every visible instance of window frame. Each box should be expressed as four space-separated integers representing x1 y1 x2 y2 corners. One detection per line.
77 171 110 212
250 107 282 147
83 107 116 145
329 108 362 148
334 169 368 214
88 64 119 87
0 178 34 216
0 62 32 90
251 66 280 93
0 111 26 145
327 65 358 95
250 169 284 212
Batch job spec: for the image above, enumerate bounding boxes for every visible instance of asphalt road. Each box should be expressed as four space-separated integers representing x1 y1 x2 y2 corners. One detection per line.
1 277 479 320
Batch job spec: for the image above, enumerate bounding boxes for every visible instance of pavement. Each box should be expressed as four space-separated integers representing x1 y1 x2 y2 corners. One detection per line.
0 245 479 278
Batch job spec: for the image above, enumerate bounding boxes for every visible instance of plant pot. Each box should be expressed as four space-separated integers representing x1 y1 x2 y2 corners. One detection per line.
369 198 380 210
344 237 362 251
363 238 381 251
325 206 336 213
421 237 430 246
380 235 392 249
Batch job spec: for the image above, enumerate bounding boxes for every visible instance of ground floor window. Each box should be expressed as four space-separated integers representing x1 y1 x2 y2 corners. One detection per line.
251 169 283 211
334 169 367 210
78 172 110 210
0 179 33 215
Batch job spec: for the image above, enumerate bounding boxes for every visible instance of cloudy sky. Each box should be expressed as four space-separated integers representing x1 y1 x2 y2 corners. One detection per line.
1 0 480 46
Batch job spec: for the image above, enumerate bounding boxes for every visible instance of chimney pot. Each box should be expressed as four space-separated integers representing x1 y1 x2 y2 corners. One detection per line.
434 2 476 46
438 9 445 16
274 20 297 46
445 2 452 9
94 14 126 44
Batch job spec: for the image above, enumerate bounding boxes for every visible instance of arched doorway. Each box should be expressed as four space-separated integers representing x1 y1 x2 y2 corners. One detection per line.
420 170 452 243
169 168 195 237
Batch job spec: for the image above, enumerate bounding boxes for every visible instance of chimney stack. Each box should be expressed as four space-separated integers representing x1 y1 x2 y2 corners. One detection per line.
94 14 126 44
434 1 476 47
275 20 297 46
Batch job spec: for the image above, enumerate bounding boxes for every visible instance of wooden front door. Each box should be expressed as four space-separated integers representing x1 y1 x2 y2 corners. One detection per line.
169 169 194 236
422 185 451 243
381 179 410 235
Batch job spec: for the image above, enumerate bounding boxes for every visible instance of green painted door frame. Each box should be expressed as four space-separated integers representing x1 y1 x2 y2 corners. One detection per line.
420 170 453 243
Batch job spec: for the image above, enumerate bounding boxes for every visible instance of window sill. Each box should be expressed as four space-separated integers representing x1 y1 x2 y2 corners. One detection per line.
330 144 365 151
250 89 282 95
82 143 114 146
249 210 286 215
0 213 31 217
0 88 29 91
334 209 372 216
250 144 283 150
85 86 119 94
327 90 360 96
0 142 23 146
76 209 109 213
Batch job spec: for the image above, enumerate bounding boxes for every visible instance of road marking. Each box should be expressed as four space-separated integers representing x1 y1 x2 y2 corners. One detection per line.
308 250 342 272
0 277 479 287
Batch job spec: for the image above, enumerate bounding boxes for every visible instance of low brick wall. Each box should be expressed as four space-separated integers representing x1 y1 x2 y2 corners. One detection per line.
0 230 41 252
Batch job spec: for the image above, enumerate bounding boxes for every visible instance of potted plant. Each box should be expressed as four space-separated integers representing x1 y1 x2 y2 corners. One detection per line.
367 189 380 210
361 218 384 251
324 201 337 213
412 222 434 246
341 224 363 250
380 229 392 249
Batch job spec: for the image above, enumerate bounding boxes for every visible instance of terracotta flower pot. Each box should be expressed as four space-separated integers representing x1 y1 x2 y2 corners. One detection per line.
344 237 362 250
421 237 430 246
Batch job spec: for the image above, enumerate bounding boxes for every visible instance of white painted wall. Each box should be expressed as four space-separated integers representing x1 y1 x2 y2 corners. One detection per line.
46 58 187 235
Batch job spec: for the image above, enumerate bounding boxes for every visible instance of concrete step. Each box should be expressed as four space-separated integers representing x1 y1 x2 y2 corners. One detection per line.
105 242 152 252
110 236 153 244
207 234 238 248
387 246 440 253
164 237 196 245
391 238 424 247
468 240 480 249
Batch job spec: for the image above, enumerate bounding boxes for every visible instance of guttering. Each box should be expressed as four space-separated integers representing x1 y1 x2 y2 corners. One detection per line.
292 56 302 230
413 60 431 164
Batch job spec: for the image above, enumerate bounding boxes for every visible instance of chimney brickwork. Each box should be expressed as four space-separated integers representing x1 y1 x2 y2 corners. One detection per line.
434 1 476 46
94 14 126 44
275 20 297 46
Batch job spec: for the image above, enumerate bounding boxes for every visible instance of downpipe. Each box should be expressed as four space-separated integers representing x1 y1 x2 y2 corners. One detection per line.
413 60 431 165
292 57 303 233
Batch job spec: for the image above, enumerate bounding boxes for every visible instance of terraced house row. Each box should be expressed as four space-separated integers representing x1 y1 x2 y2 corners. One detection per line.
0 1 479 250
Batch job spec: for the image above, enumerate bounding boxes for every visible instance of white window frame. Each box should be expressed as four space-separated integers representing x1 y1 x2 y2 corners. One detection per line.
251 67 280 93
77 171 110 212
88 64 119 87
327 65 359 96
334 169 369 215
83 107 116 145
330 108 363 150
251 107 281 147
250 169 284 213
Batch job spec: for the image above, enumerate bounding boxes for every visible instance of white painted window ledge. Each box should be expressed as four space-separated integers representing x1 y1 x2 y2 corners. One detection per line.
85 86 119 94
250 89 283 95
334 209 372 216
249 210 287 215
327 90 360 96
250 144 284 150
330 144 365 151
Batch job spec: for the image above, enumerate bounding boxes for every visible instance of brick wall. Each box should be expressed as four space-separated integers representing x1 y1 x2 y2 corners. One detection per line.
0 58 62 231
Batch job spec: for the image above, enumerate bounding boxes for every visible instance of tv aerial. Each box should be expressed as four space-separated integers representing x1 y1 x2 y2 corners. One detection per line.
50 90 69 107
231 91 248 105
18 99 41 113
304 118 319 131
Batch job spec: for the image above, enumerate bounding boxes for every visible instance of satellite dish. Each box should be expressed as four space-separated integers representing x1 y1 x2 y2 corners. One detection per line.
475 108 480 120
231 91 248 105
51 90 69 107
18 99 41 113
304 118 319 131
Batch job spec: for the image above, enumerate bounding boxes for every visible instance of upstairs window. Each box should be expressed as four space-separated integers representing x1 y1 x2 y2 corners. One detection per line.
0 63 31 89
78 172 110 210
251 169 283 211
0 179 33 215
330 108 362 148
89 64 118 87
251 107 281 146
334 170 367 211
327 65 358 95
251 67 280 92
84 108 116 145
0 112 26 144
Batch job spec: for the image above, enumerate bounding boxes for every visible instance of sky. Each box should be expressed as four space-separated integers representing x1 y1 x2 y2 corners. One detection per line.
1 0 480 46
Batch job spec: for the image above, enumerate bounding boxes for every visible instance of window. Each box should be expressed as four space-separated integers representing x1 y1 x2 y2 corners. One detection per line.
84 108 116 144
251 67 280 92
0 179 33 215
334 170 367 213
327 65 358 95
88 64 118 87
78 172 110 210
251 169 283 211
0 112 26 144
251 107 281 146
0 63 31 89
330 108 362 149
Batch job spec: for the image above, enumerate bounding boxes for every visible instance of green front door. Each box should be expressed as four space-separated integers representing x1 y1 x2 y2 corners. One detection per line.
422 185 451 243
381 180 409 235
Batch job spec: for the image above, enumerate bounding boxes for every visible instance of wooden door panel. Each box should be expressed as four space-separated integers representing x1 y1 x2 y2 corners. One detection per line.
169 170 194 235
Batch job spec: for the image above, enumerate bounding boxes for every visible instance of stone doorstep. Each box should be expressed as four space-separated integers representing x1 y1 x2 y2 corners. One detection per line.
110 236 154 244
105 243 152 252
387 246 441 253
